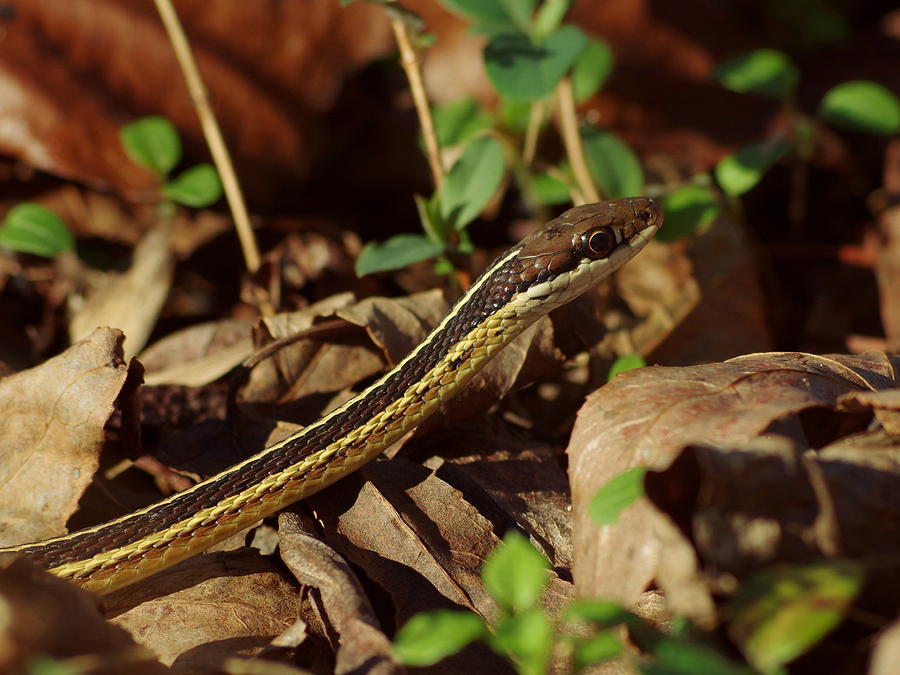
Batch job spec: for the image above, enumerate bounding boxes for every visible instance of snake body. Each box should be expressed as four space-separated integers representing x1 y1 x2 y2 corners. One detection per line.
1 197 661 593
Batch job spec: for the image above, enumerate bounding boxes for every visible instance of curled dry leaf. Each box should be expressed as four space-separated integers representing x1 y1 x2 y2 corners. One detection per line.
105 549 297 672
568 351 899 607
278 512 399 675
0 328 130 546
69 222 174 360
0 557 166 674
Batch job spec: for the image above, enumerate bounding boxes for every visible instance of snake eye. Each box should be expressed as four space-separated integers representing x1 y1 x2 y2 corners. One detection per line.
585 228 615 258
638 207 656 225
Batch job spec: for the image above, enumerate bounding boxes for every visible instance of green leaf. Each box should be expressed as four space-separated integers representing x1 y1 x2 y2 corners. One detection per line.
642 638 754 675
163 164 223 207
26 655 83 675
573 631 622 669
582 127 644 199
589 466 647 526
498 99 534 133
531 170 571 205
393 610 487 666
566 599 637 628
482 531 549 613
0 203 74 257
484 25 588 101
438 0 535 34
608 353 646 381
414 193 449 244
715 139 791 196
818 80 900 135
120 116 182 177
657 185 719 242
439 135 505 230
714 49 798 100
532 0 570 40
727 560 863 673
572 39 613 103
355 234 446 276
489 608 553 675
432 98 494 149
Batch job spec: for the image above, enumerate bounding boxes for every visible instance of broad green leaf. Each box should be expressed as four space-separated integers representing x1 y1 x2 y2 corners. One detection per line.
642 638 754 675
532 0 570 40
0 203 74 257
120 116 181 177
439 135 505 230
484 25 588 101
819 80 900 135
566 599 637 628
656 185 719 242
355 234 445 276
432 98 494 148
574 631 622 669
727 560 863 673
489 608 553 675
715 139 791 196
608 353 646 381
393 610 487 666
582 127 644 199
163 164 223 207
572 39 613 103
482 530 549 613
438 0 534 34
714 49 798 100
589 466 647 526
530 170 571 205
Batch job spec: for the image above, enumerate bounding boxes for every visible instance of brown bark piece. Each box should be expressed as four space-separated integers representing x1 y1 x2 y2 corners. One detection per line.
0 328 130 546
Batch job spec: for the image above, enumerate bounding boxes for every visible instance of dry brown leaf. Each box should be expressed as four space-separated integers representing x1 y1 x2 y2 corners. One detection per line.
69 222 174 360
0 557 166 674
105 549 297 672
838 387 900 435
871 619 900 675
568 351 899 605
877 138 900 352
278 512 399 675
140 318 254 386
3 1 396 197
0 328 131 546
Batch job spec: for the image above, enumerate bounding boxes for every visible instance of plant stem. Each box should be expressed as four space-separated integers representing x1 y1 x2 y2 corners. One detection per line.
390 16 444 189
523 101 545 167
556 76 600 204
152 0 262 277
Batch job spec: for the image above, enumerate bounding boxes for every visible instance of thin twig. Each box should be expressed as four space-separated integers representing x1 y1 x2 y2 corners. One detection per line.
152 0 262 275
389 16 444 188
523 101 544 167
555 76 600 204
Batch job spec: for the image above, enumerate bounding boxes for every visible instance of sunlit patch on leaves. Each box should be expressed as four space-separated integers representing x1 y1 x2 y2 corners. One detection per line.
818 81 900 135
163 163 224 207
484 25 588 101
483 530 550 614
589 466 647 526
714 49 798 100
120 116 182 178
581 127 644 200
355 234 445 276
657 184 720 242
393 609 487 666
715 139 791 196
608 353 646 382
727 560 864 673
0 203 75 258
